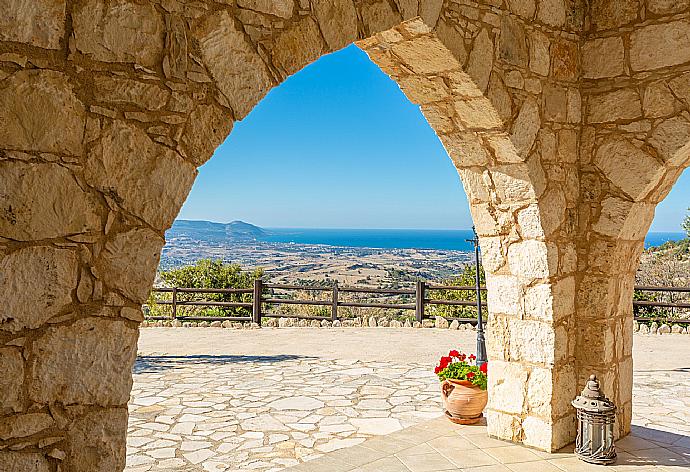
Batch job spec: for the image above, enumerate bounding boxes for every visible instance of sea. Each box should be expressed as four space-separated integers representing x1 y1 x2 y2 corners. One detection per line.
262 228 686 251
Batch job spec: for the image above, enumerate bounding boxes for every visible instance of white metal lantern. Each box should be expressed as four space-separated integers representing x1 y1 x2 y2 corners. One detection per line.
572 374 617 465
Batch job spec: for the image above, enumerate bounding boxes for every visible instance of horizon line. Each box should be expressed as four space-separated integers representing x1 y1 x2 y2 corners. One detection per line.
173 219 685 234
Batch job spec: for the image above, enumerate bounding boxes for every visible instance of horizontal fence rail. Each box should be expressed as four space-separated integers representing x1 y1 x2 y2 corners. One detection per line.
146 282 690 325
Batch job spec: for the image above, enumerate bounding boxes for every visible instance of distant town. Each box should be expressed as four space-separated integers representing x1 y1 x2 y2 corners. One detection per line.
160 220 474 286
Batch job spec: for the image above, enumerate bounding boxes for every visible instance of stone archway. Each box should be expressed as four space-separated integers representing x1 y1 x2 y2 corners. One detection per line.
2 1 690 470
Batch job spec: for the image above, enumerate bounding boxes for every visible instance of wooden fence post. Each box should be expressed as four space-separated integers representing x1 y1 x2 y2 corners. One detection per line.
252 279 262 325
415 281 425 322
172 287 178 320
332 282 338 322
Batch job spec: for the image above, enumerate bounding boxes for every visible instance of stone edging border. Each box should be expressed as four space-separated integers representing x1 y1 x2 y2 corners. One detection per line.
141 316 689 334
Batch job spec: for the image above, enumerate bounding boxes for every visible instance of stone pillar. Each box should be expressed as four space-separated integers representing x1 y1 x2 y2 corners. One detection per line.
579 4 690 438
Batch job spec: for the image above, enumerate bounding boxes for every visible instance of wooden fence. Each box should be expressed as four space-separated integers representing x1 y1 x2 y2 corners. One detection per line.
146 282 690 325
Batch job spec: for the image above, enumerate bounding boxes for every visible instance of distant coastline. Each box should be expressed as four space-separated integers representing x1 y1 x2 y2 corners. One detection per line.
168 220 685 252
263 228 685 251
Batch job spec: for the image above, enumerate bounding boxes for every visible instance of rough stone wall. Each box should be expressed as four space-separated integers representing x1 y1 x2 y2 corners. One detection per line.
1 0 690 468
578 1 690 439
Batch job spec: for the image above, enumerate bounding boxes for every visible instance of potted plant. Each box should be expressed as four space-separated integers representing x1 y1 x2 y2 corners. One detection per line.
434 350 488 424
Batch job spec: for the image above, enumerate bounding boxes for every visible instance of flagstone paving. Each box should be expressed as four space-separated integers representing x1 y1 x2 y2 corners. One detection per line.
126 328 690 472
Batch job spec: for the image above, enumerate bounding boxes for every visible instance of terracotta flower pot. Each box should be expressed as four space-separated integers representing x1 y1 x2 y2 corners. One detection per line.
441 378 488 424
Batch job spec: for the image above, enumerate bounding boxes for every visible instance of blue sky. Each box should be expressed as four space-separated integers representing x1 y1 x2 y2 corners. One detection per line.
178 45 689 232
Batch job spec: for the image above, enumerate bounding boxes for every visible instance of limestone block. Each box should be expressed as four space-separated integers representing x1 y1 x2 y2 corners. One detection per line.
587 89 642 124
671 324 683 334
368 316 377 327
491 164 535 203
669 73 690 109
455 98 504 130
507 0 536 18
658 323 671 334
0 70 85 155
435 316 449 329
194 10 274 120
458 168 490 204
0 413 54 440
0 246 78 333
486 275 522 316
537 0 566 27
487 361 528 414
630 20 690 72
72 0 164 67
96 227 163 304
0 452 50 472
0 0 66 48
0 162 101 241
593 198 655 240
237 0 294 18
550 39 578 81
180 103 234 167
0 347 23 413
313 0 357 50
543 84 568 123
398 75 448 105
85 121 196 230
64 408 127 472
479 236 506 273
510 98 540 157
649 117 690 167
517 204 544 239
590 0 638 31
29 318 138 406
360 0 402 36
272 17 324 76
526 367 552 417
436 18 467 65
639 323 650 334
486 409 522 443
469 203 500 237
442 132 490 167
509 319 556 365
449 320 460 330
524 278 574 322
642 81 677 119
499 16 528 68
507 240 550 279
647 0 690 14
594 137 665 201
582 37 624 79
466 29 494 92
92 76 170 110
392 36 458 74
529 30 550 76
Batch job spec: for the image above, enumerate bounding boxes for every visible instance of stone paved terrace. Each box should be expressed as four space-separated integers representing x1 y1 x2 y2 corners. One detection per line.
126 328 690 472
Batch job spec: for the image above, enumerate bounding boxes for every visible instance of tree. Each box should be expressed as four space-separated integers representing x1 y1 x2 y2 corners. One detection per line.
683 208 690 239
427 264 486 319
150 259 263 317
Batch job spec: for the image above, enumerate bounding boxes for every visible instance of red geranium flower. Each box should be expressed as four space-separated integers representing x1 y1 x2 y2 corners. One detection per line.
449 349 460 358
466 372 475 379
459 353 466 361
480 363 488 374
439 356 452 369
434 365 442 374
469 354 477 361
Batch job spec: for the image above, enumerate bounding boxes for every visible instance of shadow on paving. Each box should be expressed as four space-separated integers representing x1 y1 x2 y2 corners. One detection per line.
133 354 318 373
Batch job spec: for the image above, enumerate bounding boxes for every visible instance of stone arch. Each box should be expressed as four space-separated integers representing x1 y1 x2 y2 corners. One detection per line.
6 0 690 469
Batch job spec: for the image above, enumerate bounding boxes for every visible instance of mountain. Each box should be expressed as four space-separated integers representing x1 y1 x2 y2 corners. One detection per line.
167 220 268 243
